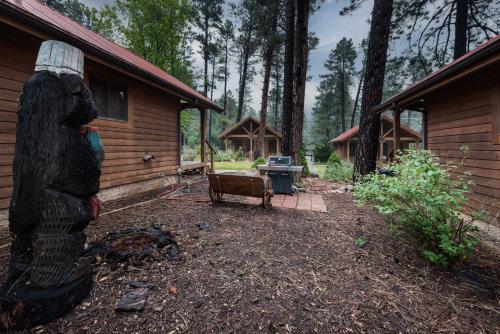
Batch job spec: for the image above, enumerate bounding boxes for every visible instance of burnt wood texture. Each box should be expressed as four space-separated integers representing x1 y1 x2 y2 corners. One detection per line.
0 70 101 330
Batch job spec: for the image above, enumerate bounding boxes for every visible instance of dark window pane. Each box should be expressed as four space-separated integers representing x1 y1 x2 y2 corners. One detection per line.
89 76 127 121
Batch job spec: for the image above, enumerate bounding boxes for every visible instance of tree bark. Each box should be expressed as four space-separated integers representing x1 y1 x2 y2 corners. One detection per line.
236 49 250 122
290 0 310 164
351 59 365 129
274 65 280 129
223 36 229 114
256 6 279 159
353 0 393 180
281 0 295 156
203 13 209 96
454 0 468 59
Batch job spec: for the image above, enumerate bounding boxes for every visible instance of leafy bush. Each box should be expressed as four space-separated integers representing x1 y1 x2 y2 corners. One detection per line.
181 146 197 161
233 147 244 161
300 148 310 176
323 153 352 182
313 143 333 163
215 149 234 162
354 149 483 267
252 156 266 168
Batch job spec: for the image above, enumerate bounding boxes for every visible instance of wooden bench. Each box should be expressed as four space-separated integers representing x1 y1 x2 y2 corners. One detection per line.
207 173 274 209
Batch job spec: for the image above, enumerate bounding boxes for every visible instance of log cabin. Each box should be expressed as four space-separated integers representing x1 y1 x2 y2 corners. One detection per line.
329 115 421 164
219 116 283 160
0 0 223 222
374 34 500 227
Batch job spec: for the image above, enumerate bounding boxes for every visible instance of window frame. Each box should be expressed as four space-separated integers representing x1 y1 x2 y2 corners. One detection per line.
89 75 128 123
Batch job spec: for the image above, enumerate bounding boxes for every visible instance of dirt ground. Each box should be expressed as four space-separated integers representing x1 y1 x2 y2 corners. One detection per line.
1 178 499 333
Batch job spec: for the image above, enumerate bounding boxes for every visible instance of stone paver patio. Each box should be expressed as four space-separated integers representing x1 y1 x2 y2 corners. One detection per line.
244 193 327 212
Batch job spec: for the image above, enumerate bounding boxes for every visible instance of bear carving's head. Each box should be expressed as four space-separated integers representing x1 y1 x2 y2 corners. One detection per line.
34 40 98 128
60 73 98 128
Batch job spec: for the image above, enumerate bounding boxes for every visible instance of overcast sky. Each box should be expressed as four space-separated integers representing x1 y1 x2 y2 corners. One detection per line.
82 0 374 115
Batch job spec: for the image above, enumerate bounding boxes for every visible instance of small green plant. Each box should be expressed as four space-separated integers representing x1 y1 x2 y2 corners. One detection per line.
300 148 310 176
251 156 266 168
313 143 333 163
354 149 484 267
215 149 234 162
323 153 353 182
181 146 197 161
233 147 244 161
355 236 367 248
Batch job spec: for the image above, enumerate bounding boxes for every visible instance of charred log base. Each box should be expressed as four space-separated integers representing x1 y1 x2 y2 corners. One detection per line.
0 272 92 330
84 226 182 265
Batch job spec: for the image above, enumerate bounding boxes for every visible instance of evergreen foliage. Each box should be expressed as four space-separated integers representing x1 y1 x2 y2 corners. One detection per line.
354 149 485 267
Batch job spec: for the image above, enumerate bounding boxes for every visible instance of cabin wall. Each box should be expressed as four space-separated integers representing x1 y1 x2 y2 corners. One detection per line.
425 64 500 226
0 23 180 211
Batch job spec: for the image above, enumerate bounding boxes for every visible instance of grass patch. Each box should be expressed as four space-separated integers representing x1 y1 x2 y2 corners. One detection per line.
214 160 253 170
315 164 326 178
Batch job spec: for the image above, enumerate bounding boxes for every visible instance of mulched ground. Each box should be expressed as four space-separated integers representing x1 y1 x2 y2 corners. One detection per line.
2 178 499 333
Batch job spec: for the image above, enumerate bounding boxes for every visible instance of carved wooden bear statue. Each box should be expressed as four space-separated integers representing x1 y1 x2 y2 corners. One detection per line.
1 40 103 330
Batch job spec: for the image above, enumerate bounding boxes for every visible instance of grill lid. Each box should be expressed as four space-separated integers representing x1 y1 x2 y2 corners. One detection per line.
268 156 291 166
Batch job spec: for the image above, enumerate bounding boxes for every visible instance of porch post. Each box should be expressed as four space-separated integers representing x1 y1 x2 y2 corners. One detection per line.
346 139 350 163
276 137 281 155
393 108 401 158
379 118 384 162
200 108 207 174
249 135 253 160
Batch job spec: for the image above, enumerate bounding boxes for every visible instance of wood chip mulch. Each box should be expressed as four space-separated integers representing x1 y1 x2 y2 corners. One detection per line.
1 179 499 333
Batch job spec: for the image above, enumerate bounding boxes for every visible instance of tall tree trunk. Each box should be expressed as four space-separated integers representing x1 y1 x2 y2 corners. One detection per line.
223 38 229 114
290 0 310 164
208 57 215 142
203 13 209 96
236 48 250 122
274 66 280 129
256 8 279 159
281 0 295 156
454 0 468 59
351 59 365 128
340 61 346 133
353 0 393 179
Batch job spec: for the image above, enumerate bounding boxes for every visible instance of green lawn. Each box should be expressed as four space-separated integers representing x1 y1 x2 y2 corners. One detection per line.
315 164 326 178
214 160 253 170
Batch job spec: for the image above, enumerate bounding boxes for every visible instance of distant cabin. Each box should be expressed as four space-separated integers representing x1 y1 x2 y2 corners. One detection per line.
219 116 282 160
374 34 500 226
329 115 421 163
0 0 223 219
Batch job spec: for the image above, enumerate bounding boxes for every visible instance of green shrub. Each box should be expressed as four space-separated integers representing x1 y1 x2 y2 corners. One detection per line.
181 146 197 161
300 148 310 176
215 149 234 162
233 147 244 161
251 156 266 168
323 153 352 182
313 143 333 163
354 149 484 267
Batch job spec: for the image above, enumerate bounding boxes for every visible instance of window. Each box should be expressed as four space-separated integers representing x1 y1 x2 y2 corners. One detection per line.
89 76 128 121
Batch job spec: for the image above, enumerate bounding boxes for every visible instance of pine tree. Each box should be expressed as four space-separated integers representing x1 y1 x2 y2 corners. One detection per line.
352 0 394 179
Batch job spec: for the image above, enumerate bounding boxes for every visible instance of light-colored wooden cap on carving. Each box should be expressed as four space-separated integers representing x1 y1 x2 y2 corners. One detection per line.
35 40 84 78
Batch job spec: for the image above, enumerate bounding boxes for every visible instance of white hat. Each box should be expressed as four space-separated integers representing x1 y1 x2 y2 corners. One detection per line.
35 40 84 78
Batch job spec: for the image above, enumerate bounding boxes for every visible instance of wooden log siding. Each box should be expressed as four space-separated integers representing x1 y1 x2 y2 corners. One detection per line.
0 24 181 210
425 68 500 225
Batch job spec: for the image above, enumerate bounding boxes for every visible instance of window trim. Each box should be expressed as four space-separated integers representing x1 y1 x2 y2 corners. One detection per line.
89 74 128 122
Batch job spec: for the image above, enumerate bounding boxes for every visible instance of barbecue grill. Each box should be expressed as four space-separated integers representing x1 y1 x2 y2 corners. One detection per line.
257 156 303 194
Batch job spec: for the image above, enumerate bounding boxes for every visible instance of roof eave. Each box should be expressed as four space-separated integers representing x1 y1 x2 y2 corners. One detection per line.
374 36 500 113
0 2 224 113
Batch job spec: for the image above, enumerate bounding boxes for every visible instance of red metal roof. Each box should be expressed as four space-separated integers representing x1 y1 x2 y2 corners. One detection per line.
1 0 223 112
375 34 500 112
329 115 422 143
